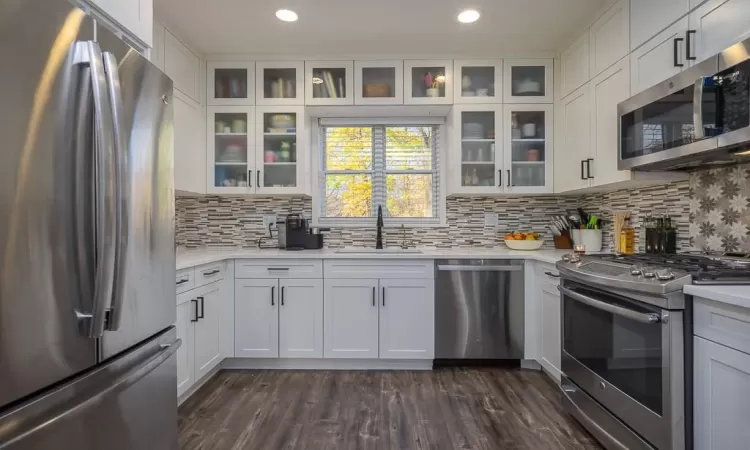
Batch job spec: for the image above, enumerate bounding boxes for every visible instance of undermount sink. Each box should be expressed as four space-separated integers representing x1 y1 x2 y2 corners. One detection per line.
335 248 423 254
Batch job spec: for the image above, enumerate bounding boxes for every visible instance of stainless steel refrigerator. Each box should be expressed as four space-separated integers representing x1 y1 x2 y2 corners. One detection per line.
0 0 178 448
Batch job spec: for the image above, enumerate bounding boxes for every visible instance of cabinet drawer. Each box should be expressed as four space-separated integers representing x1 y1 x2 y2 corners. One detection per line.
176 268 195 294
194 262 225 288
695 297 750 354
235 259 323 279
324 259 434 279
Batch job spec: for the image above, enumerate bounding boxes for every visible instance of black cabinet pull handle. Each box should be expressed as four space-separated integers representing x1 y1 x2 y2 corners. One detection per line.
673 37 684 67
506 169 511 187
176 278 189 286
580 160 586 180
191 299 199 322
686 30 696 60
281 286 285 306
382 287 386 306
544 271 560 278
248 169 252 188
271 286 275 306
498 170 502 187
372 287 376 306
256 170 260 188
197 296 205 319
586 158 594 179
202 269 220 276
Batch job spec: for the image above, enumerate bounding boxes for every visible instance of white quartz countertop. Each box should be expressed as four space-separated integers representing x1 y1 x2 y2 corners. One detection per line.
176 247 569 270
684 285 750 309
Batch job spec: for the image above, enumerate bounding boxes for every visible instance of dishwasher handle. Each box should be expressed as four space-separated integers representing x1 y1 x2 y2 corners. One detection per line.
437 265 523 272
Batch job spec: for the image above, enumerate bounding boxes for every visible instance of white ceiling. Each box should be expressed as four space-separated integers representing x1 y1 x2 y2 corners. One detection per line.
155 0 607 56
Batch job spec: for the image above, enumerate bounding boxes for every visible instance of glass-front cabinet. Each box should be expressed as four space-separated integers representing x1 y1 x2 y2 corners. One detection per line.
451 105 503 193
305 61 354 105
354 60 403 105
207 62 255 106
503 59 553 103
255 61 304 105
404 59 453 105
454 60 503 104
255 106 305 194
207 106 254 194
503 104 553 193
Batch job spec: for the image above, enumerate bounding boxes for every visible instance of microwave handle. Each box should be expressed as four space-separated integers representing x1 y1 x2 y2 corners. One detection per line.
693 77 705 140
558 286 661 324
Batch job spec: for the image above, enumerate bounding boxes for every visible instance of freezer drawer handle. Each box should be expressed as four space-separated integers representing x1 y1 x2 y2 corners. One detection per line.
202 269 220 276
558 286 661 324
437 265 523 272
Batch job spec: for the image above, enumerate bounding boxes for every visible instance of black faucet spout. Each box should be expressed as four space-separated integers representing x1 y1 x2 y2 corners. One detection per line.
376 205 383 249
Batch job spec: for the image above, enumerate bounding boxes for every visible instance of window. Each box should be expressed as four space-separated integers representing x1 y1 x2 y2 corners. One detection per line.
316 122 443 226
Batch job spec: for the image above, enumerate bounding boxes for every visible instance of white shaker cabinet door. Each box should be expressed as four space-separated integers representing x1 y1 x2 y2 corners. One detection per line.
175 294 195 397
279 279 324 358
540 284 561 381
323 279 379 359
174 90 205 194
630 0 689 51
378 279 435 360
192 281 223 381
630 18 689 95
555 85 591 192
235 279 279 358
694 336 750 450
689 0 750 63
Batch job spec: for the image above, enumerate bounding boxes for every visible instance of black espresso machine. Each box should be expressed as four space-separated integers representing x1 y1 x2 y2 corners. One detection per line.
277 214 328 250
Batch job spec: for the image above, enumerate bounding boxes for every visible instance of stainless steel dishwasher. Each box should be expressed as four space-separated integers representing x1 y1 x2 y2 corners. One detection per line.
435 259 525 359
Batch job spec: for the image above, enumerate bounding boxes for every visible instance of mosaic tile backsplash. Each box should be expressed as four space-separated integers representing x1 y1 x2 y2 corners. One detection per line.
176 163 750 253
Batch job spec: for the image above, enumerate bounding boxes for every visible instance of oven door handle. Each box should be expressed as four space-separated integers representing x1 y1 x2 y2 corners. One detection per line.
558 286 661 324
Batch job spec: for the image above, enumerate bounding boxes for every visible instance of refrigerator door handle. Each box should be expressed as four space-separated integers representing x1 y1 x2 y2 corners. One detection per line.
73 41 117 339
102 52 129 332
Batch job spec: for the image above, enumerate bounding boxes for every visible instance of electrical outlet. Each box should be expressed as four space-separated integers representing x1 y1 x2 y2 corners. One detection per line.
262 215 277 231
484 213 499 228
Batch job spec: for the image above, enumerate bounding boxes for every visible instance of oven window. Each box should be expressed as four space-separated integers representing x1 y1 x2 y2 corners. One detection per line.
563 288 663 415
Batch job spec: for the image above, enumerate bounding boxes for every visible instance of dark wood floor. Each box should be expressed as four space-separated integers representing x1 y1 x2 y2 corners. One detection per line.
178 368 602 450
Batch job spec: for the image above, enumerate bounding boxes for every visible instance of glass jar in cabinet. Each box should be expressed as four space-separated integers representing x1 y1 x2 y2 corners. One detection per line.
451 105 503 194
454 60 503 104
255 61 305 105
404 60 453 105
503 59 553 103
354 60 403 105
305 61 354 105
255 106 306 194
207 106 254 194
207 61 255 106
503 104 553 193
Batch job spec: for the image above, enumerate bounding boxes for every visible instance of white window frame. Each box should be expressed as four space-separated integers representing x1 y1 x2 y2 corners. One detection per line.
312 118 447 227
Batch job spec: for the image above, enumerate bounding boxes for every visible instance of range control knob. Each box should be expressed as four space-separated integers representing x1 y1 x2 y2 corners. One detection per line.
642 268 656 278
569 254 581 263
656 269 675 281
630 266 643 276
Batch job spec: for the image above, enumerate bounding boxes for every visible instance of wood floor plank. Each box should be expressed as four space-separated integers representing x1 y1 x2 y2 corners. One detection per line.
178 368 602 450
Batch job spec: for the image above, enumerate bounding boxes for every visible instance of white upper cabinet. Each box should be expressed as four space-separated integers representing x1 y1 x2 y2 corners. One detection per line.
453 60 503 104
278 279 323 358
305 61 354 105
354 60 404 105
174 90 205 194
503 59 554 103
255 106 307 195
590 0 630 77
207 61 255 106
235 279 279 358
689 0 750 63
378 279 435 360
630 18 690 95
560 33 590 99
86 0 153 47
256 61 305 105
451 105 503 194
630 0 690 51
555 84 591 192
590 57 631 187
164 31 200 101
404 60 454 105
207 106 254 194
323 279 380 359
504 104 554 193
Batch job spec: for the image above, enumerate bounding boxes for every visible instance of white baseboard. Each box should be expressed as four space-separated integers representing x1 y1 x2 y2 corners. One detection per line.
222 358 433 371
178 365 221 406
521 359 542 370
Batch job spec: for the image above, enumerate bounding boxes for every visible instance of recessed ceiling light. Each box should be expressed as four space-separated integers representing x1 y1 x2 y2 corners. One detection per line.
457 9 480 24
275 9 298 22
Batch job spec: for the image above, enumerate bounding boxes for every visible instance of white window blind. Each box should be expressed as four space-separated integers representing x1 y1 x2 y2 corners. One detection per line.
318 122 442 226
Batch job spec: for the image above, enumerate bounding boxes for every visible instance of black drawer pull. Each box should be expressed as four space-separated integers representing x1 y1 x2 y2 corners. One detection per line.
203 269 220 276
176 278 189 285
544 271 560 278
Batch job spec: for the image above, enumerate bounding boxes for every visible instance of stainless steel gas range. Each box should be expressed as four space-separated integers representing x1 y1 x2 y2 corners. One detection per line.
555 252 750 450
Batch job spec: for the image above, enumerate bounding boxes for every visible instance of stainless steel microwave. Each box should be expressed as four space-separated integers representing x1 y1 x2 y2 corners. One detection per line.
618 37 750 171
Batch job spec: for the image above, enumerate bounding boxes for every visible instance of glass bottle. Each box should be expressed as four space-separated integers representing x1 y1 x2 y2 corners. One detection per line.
619 218 636 254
